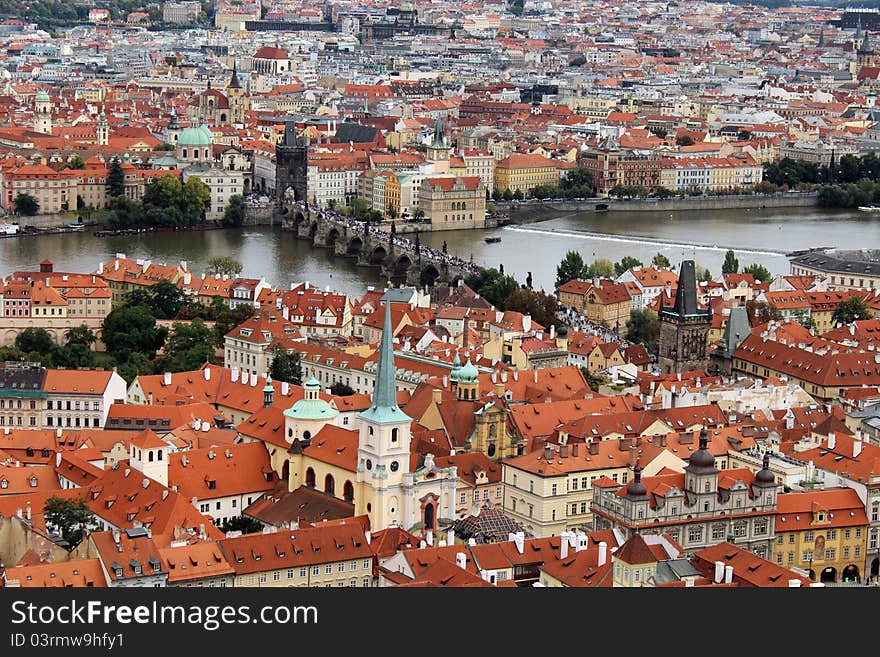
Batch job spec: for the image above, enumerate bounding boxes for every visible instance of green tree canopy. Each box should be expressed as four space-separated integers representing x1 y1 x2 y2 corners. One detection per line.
675 135 695 146
503 288 558 330
269 345 302 385
585 258 615 279
14 192 39 216
556 250 587 289
208 256 243 277
66 155 86 170
102 305 168 363
158 319 216 372
651 252 672 268
625 308 660 354
464 268 519 309
722 249 739 275
60 324 97 368
742 263 773 283
329 382 356 396
222 194 246 227
107 157 125 198
832 296 873 326
614 256 643 277
695 264 713 282
746 299 782 326
43 496 96 549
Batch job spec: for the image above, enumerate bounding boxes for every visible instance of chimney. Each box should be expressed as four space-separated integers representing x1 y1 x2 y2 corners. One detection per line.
788 579 802 588
560 444 569 458
495 382 505 398
533 370 538 384
426 530 434 547
544 444 553 461
442 375 448 388
618 437 632 451
827 432 836 450
724 565 733 584
204 367 211 381
56 427 62 438
714 561 725 584
163 371 172 386
513 531 525 555
685 578 695 587
231 368 239 383
455 552 467 570
447 527 455 546
25 502 31 520
588 441 599 455
854 439 863 458
571 443 579 457
148 392 153 405
598 541 607 566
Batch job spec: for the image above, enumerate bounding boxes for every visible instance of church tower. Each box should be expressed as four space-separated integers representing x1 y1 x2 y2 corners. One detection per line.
33 90 52 134
657 260 711 374
357 299 414 530
426 116 450 175
859 30 878 69
226 62 248 125
96 108 109 146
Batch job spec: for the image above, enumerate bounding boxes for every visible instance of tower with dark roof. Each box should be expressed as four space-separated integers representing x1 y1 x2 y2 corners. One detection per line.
657 260 711 374
225 62 248 125
859 30 878 69
426 116 451 175
275 118 308 206
684 428 718 498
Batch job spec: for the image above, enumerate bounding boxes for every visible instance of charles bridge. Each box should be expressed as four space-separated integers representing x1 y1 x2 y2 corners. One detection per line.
280 201 479 287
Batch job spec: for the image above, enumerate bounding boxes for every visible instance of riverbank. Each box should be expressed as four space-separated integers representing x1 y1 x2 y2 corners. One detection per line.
496 190 819 223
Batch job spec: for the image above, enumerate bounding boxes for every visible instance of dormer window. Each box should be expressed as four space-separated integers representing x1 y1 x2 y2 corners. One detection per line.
29 476 37 487
0 478 6 489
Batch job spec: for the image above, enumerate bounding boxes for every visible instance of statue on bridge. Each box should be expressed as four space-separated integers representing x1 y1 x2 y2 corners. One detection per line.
415 231 421 263
526 271 533 289
499 263 504 274
442 240 447 254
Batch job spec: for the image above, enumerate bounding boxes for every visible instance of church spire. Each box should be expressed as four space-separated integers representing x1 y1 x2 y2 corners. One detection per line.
431 116 445 148
228 61 241 90
360 298 410 423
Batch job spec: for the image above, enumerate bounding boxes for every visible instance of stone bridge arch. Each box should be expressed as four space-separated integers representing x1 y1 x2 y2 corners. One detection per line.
393 253 413 276
368 245 387 264
346 235 364 255
419 263 441 287
325 226 341 248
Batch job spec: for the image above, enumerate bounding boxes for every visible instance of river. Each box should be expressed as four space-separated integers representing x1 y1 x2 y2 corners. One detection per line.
0 207 876 297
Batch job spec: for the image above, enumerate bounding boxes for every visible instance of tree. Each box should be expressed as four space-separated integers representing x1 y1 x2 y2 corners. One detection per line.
746 299 782 326
654 186 674 199
61 324 97 368
625 309 660 353
102 305 168 363
144 279 186 320
556 250 587 289
614 256 642 277
585 258 615 279
107 195 143 229
208 256 243 277
269 345 302 385
579 366 608 390
832 296 873 326
503 288 558 329
66 155 86 170
695 264 713 282
15 327 58 358
329 382 356 396
721 249 739 275
43 496 96 549
742 263 772 283
512 188 524 200
652 252 672 268
182 176 211 225
14 192 39 216
219 516 264 534
117 351 156 384
675 135 695 147
222 194 246 227
158 319 216 372
559 165 595 198
210 301 254 348
464 268 519 309
107 157 125 198
413 208 426 222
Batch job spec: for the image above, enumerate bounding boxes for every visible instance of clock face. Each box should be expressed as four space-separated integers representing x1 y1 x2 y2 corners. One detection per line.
390 461 399 472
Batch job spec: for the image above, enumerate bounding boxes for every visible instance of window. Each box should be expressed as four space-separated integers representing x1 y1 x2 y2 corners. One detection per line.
788 552 794 564
273 571 280 582
287 569 294 579
571 503 578 515
495 487 501 498
338 563 345 573
776 553 783 564
826 529 837 540
825 548 836 560
259 573 267 583
460 493 466 505
777 535 784 545
350 561 357 571
804 531 814 542
855 547 861 557
845 529 851 540
312 566 319 576
551 484 557 496
802 550 813 562
688 526 703 543
753 518 768 535
843 547 850 559
733 522 747 538
571 478 578 491
324 565 332 574
789 533 795 544
856 528 863 538
712 525 725 541
363 560 370 569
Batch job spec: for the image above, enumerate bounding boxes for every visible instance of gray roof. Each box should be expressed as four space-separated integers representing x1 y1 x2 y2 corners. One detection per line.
789 248 880 276
654 558 702 583
719 305 750 358
335 122 379 144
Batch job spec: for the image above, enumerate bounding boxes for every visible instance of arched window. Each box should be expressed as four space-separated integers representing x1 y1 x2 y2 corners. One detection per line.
391 428 398 443
303 430 311 441
324 474 335 497
182 149 188 159
305 467 315 488
343 480 354 503
148 450 154 462
424 502 435 530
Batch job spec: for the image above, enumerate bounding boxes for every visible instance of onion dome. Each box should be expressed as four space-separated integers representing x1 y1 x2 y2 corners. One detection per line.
754 452 776 486
688 427 716 471
458 356 479 384
625 464 648 498
449 351 462 383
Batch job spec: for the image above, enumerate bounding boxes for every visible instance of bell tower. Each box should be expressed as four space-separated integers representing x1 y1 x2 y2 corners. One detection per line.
426 116 450 175
34 90 52 134
357 298 412 529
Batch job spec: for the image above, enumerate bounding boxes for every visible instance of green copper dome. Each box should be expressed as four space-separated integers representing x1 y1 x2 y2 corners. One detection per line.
35 89 49 103
458 356 479 384
283 377 339 421
178 125 211 147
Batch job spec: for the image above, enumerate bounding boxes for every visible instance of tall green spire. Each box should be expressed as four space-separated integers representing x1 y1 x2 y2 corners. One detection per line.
360 299 410 423
431 116 445 148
